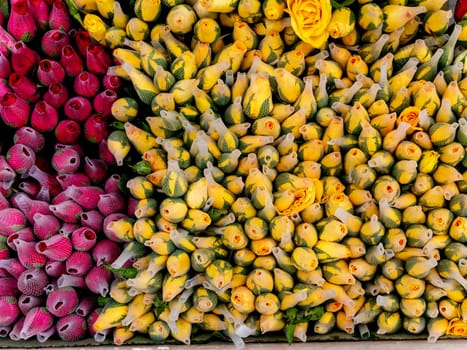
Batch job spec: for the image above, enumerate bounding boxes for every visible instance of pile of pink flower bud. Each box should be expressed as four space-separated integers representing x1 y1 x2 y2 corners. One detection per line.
0 0 133 343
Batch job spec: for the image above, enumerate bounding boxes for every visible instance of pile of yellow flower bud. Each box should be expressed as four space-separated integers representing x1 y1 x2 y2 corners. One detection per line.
72 0 467 346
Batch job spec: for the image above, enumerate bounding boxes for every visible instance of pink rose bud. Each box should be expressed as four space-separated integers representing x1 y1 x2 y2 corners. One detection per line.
11 41 40 75
35 232 72 261
0 258 26 279
32 213 61 240
66 251 92 276
86 43 111 75
55 143 84 157
0 276 19 297
20 307 54 340
26 165 62 197
0 79 12 100
9 317 25 341
75 295 96 317
51 147 81 174
103 74 123 91
18 295 43 316
41 29 69 58
85 265 112 297
73 28 93 58
127 197 139 217
37 59 65 86
64 185 104 210
0 23 16 54
104 174 121 193
56 314 87 341
44 259 66 278
0 208 27 235
8 73 40 103
0 191 10 210
6 143 36 175
14 127 45 153
48 0 71 32
17 268 49 296
63 96 92 122
55 120 81 145
80 210 103 232
7 0 37 43
97 192 126 217
84 114 108 144
46 286 79 317
0 51 11 79
0 92 30 128
36 324 56 343
58 222 79 236
11 192 51 223
31 100 59 133
0 155 16 184
71 227 97 251
14 239 47 269
92 238 120 265
49 199 83 224
18 181 40 198
93 89 117 118
84 156 108 184
29 0 50 31
74 71 100 98
56 274 85 289
43 82 69 109
0 296 20 327
6 228 35 251
60 45 83 77
56 172 91 190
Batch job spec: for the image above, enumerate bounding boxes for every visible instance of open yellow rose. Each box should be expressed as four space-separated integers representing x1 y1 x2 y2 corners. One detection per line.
286 0 332 48
397 106 423 134
447 318 467 336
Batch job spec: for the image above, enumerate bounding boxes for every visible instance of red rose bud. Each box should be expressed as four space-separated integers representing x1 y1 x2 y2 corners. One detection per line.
64 185 104 210
74 71 100 97
6 228 35 251
36 324 56 343
29 0 50 31
43 82 68 109
26 165 62 197
84 156 108 184
97 192 125 216
36 233 72 262
9 317 25 341
14 127 45 153
20 307 54 340
104 174 121 193
7 0 37 43
71 227 97 251
6 143 36 175
51 147 81 174
49 0 71 32
45 260 66 278
18 181 40 198
56 172 91 190
103 74 123 91
14 239 47 269
0 277 19 297
46 286 79 317
127 197 138 217
63 96 92 122
0 25 16 54
74 28 93 58
17 268 49 296
0 92 30 128
32 213 61 240
80 210 103 233
84 114 108 144
11 192 52 223
456 0 467 21
31 100 59 133
0 51 10 79
37 59 66 86
0 79 12 99
0 207 27 235
60 45 83 77
0 191 10 210
93 89 117 118
0 297 20 327
57 222 78 236
0 155 17 184
55 142 84 158
75 295 96 317
11 41 40 76
8 73 40 103
92 238 120 265
55 119 81 144
0 258 26 279
86 44 111 75
66 251 92 276
57 274 86 289
56 314 87 341
85 265 112 297
98 139 116 165
49 199 83 224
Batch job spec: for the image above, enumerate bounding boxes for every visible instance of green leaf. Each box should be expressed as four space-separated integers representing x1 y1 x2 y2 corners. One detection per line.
153 293 167 316
330 0 356 9
103 261 138 279
285 323 296 345
97 296 112 307
207 208 228 222
64 0 84 26
304 305 325 321
131 160 152 175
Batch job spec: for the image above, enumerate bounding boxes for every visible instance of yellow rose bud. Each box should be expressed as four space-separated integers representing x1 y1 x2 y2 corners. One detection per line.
83 14 108 44
328 7 356 39
286 0 332 48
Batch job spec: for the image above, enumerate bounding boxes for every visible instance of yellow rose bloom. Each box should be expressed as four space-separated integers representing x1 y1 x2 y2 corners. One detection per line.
397 106 422 134
447 318 467 336
286 0 332 48
83 14 108 44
